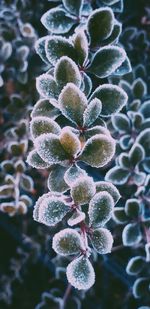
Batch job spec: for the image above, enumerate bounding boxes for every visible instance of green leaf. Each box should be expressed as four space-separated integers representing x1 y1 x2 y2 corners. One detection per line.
122 223 142 246
91 228 113 254
112 113 130 132
74 30 88 65
132 78 147 100
60 128 81 156
88 46 126 78
79 134 115 168
88 192 114 228
30 117 61 139
36 74 58 99
133 278 149 299
35 36 49 64
126 256 145 275
87 8 114 47
34 133 70 165
83 98 102 128
71 176 96 205
52 228 83 256
81 72 93 97
105 166 129 185
90 84 127 116
31 99 60 120
137 129 150 157
64 164 87 186
41 8 75 34
27 149 50 169
34 194 69 226
54 56 81 88
47 165 69 193
103 21 122 46
95 181 121 204
112 207 128 224
20 174 34 192
66 256 95 290
45 36 76 65
129 143 145 166
62 0 83 16
59 83 87 126
125 199 142 218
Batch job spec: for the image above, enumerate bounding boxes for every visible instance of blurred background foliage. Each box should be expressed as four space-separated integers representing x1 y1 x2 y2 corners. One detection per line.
0 0 150 308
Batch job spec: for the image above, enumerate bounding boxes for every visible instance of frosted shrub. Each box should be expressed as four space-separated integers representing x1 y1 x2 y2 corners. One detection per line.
106 66 150 304
27 0 130 290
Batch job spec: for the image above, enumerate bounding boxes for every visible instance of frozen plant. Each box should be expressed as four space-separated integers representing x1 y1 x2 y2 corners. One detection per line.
106 66 150 305
27 0 129 290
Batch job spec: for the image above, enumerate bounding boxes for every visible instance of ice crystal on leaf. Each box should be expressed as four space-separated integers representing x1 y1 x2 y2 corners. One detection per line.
90 228 113 254
66 256 95 290
88 192 114 228
52 228 84 256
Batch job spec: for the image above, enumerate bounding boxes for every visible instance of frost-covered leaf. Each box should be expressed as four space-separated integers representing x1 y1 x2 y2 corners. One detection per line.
112 113 130 132
88 192 114 228
140 100 150 119
71 176 96 205
90 228 113 254
45 36 76 65
112 207 128 224
85 125 109 140
103 21 122 45
102 0 120 4
82 72 93 97
1 160 14 173
27 149 50 169
34 133 70 165
133 278 149 299
125 199 142 218
41 8 75 34
59 83 87 125
68 210 85 226
129 143 145 167
83 98 102 127
47 165 68 193
90 84 127 116
15 160 26 173
60 127 81 156
114 56 131 76
54 56 81 88
79 134 115 168
132 78 147 100
62 0 83 16
95 181 121 204
31 99 60 120
66 256 95 290
120 135 133 150
36 74 58 98
0 202 16 216
64 164 87 186
0 185 14 197
74 30 88 65
122 223 142 246
136 129 150 157
35 195 69 226
87 8 114 47
30 117 61 139
52 228 83 256
105 167 129 185
20 174 34 192
35 36 49 64
126 256 145 275
88 46 126 78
